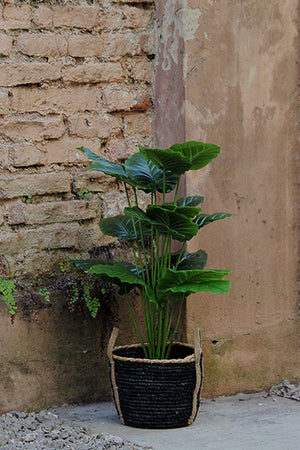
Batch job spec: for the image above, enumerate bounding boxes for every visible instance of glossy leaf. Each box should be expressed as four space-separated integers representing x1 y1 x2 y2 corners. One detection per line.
79 146 133 184
176 195 205 207
138 145 191 175
87 263 157 303
195 212 232 229
162 204 201 218
125 206 199 242
170 141 220 170
72 259 103 272
176 249 208 270
100 215 151 241
158 269 231 294
125 153 178 193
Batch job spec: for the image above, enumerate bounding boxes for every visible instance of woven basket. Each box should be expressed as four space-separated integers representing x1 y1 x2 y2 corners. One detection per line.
107 328 203 429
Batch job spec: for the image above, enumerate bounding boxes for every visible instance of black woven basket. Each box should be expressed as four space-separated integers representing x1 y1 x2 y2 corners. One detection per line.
107 328 203 429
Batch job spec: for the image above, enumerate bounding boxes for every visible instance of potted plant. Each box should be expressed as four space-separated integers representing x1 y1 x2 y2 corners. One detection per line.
75 141 231 429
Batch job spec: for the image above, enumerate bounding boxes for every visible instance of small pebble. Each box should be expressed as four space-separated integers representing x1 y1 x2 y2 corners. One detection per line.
0 409 152 449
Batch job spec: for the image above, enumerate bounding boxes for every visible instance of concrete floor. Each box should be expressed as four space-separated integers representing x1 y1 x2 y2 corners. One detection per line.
54 392 300 450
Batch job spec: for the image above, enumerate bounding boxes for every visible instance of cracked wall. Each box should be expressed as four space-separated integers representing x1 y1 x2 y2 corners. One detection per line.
184 0 300 395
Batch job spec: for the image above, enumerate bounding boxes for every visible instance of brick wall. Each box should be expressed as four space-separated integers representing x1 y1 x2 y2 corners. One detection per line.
0 0 155 412
0 0 154 280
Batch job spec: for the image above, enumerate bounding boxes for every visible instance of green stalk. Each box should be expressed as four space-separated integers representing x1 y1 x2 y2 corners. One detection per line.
124 182 132 208
163 302 176 358
141 292 152 355
124 182 143 278
156 308 163 359
126 294 149 358
165 296 185 359
162 170 166 204
174 242 186 270
173 177 181 205
161 303 170 358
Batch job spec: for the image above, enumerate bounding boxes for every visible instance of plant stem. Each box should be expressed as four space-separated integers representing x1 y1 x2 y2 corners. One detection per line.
163 170 166 204
173 177 181 205
166 296 185 359
126 294 149 358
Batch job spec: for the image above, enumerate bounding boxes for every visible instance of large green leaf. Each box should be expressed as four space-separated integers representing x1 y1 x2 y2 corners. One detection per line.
125 206 198 242
195 212 232 229
79 146 134 184
147 205 199 241
158 269 231 294
170 141 220 170
72 259 103 272
176 195 204 207
86 262 155 299
72 259 132 292
125 153 178 193
138 146 191 175
100 215 151 241
162 204 201 218
176 249 208 270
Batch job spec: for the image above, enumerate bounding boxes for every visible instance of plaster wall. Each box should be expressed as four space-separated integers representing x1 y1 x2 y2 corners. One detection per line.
183 0 300 395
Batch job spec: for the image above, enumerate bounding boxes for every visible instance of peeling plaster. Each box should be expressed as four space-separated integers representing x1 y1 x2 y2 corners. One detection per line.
183 3 202 41
157 1 201 72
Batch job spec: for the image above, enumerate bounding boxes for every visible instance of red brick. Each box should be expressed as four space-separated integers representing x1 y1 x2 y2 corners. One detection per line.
0 34 12 56
105 33 141 57
7 203 25 225
0 4 31 30
128 59 153 82
0 89 9 114
105 137 130 160
102 6 152 30
34 6 100 30
0 146 10 169
78 222 103 251
139 32 155 54
68 35 104 57
62 62 124 84
69 113 122 139
53 6 99 30
0 173 72 199
11 86 100 114
33 7 53 29
72 171 115 194
17 33 68 57
0 63 61 87
102 88 150 112
8 200 99 225
0 115 65 141
9 139 94 168
123 112 153 137
117 0 153 2
0 225 81 254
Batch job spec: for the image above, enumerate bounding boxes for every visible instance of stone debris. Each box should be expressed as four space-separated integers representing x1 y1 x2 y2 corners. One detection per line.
0 410 152 450
269 380 300 402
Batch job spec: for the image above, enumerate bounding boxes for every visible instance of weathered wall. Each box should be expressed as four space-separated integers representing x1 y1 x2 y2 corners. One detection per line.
155 0 300 396
184 0 300 396
0 0 155 412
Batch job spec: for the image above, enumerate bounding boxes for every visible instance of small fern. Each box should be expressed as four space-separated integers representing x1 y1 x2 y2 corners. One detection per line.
0 278 17 316
83 283 100 318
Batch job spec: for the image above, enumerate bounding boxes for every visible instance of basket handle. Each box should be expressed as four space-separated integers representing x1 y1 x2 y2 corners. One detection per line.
193 327 202 364
107 327 119 361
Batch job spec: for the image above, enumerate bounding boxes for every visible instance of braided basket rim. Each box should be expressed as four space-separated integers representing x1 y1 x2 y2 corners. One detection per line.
111 341 197 364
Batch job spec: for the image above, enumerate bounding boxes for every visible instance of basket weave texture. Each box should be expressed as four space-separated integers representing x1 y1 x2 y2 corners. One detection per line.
108 329 203 429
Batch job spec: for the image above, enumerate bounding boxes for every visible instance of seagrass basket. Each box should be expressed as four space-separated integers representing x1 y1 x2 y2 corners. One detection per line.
107 328 203 429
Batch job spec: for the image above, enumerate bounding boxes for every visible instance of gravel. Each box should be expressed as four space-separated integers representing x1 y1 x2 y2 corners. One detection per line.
269 380 300 401
0 410 152 450
1 381 299 449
